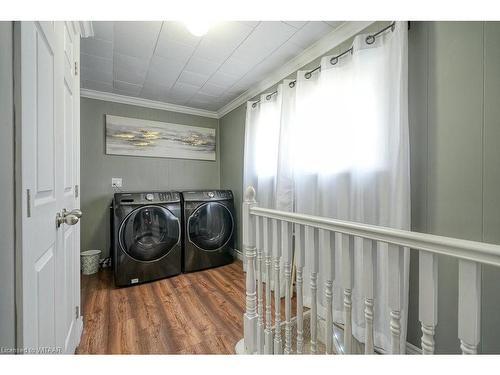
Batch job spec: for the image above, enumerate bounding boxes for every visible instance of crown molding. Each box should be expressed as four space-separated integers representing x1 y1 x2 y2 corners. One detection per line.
216 21 375 118
73 21 94 38
80 89 220 119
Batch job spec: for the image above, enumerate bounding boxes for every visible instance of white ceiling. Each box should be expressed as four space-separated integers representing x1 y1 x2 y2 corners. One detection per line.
80 21 343 112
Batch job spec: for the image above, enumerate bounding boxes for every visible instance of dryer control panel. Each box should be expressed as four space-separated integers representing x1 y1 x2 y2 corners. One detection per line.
182 190 233 202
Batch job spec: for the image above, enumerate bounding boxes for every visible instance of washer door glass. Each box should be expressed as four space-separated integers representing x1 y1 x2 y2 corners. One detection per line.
188 202 233 251
120 206 179 262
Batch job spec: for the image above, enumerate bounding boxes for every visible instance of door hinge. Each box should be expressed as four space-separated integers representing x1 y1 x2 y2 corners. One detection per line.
26 189 31 218
74 61 78 76
75 306 80 319
75 184 79 198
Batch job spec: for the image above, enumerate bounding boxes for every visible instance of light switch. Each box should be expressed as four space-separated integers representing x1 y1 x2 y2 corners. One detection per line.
111 177 122 188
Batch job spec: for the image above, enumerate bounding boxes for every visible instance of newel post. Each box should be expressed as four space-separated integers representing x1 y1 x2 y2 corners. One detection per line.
243 186 258 354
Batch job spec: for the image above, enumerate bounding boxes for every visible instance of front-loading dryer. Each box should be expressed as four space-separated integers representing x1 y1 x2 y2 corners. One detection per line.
182 190 235 273
112 191 182 286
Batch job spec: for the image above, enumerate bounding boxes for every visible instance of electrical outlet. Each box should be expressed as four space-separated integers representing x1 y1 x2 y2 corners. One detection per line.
111 177 122 188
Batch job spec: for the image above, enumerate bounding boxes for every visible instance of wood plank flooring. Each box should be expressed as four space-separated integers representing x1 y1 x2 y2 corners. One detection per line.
77 261 247 354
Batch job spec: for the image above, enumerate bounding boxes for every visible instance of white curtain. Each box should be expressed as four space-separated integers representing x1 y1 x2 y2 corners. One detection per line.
243 22 409 353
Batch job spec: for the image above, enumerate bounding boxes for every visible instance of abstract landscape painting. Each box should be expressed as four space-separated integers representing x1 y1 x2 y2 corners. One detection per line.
105 115 216 161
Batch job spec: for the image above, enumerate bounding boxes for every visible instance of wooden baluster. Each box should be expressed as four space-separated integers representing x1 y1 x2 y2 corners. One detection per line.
306 226 319 354
419 251 438 354
322 229 335 354
263 217 273 354
458 260 481 354
388 244 402 354
255 216 265 354
272 219 283 354
282 222 292 354
243 186 257 354
295 224 305 354
362 238 375 354
341 234 354 354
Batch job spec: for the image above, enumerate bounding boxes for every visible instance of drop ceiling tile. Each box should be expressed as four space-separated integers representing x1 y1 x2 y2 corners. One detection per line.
171 81 200 95
81 53 112 72
287 21 334 49
113 53 149 84
325 21 344 29
261 41 304 66
114 21 162 59
177 70 209 87
192 39 237 65
184 57 220 77
161 21 201 47
199 82 227 97
92 21 113 42
81 37 113 59
140 83 171 101
238 21 260 28
113 80 142 95
155 38 196 62
144 55 185 88
218 56 256 78
283 21 308 29
207 71 240 87
81 66 113 84
204 22 254 46
188 92 219 107
114 68 147 85
114 53 149 71
231 22 297 61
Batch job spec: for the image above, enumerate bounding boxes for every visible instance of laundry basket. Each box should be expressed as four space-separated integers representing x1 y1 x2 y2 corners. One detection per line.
81 250 101 275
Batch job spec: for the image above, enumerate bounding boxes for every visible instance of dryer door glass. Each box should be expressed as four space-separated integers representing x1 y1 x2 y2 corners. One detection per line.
188 202 233 251
120 206 179 262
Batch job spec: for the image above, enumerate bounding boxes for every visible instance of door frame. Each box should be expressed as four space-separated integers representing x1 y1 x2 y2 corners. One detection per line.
13 20 93 353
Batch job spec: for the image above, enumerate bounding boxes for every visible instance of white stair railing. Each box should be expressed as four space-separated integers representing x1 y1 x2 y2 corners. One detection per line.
241 186 500 354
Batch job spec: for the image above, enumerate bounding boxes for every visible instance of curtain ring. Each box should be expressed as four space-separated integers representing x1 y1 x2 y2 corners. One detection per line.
365 35 375 45
289 81 296 88
252 102 258 108
304 72 312 79
330 56 338 65
266 93 273 101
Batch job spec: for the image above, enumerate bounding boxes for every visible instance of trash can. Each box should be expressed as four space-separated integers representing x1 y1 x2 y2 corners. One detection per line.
81 250 101 275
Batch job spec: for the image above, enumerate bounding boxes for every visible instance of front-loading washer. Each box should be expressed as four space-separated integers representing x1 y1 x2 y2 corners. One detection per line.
112 191 182 286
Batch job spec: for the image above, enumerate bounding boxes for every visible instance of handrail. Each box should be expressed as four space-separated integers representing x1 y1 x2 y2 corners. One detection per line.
250 206 500 267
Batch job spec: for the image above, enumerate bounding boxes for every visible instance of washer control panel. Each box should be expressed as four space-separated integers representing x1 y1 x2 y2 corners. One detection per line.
115 191 181 205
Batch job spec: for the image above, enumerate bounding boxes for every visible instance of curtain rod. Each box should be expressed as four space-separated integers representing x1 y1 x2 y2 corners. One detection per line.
251 21 396 108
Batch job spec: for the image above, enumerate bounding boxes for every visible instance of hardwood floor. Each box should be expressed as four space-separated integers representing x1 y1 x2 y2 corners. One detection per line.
77 261 247 354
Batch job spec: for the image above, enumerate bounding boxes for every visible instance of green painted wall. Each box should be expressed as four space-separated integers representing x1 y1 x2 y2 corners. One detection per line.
80 98 220 259
220 21 500 353
0 21 15 350
407 21 500 354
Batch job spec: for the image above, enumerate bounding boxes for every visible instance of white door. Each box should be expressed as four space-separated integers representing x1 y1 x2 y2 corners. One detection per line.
16 21 82 354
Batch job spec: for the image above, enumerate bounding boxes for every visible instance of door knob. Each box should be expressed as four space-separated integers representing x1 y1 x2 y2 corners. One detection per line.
56 208 83 228
69 208 83 218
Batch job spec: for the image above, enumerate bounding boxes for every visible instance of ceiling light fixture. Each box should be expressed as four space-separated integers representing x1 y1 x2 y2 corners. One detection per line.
182 20 217 37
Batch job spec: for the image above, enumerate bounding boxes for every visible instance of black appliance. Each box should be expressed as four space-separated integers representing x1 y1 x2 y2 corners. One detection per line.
182 190 235 272
112 191 182 286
